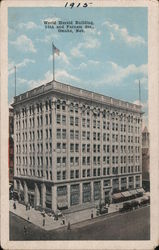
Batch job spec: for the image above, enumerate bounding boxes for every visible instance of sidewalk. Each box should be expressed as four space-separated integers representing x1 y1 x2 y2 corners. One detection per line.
10 200 117 231
10 194 149 231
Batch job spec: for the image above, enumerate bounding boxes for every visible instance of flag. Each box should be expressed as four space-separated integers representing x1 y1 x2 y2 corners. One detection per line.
53 44 60 56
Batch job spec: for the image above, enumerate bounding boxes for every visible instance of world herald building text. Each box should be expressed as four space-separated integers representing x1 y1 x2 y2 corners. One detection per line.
12 80 143 211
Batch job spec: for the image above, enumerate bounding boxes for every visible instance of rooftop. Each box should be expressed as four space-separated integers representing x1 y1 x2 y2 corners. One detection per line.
12 80 142 113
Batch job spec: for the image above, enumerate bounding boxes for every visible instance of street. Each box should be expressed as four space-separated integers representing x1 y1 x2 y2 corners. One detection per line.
10 205 150 241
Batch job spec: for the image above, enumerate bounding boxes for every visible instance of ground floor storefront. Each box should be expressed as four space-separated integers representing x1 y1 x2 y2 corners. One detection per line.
13 174 142 212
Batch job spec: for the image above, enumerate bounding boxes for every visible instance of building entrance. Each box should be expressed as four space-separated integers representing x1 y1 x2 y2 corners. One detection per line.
28 193 34 207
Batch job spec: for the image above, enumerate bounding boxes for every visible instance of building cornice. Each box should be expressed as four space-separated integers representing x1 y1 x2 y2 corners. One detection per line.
12 80 143 114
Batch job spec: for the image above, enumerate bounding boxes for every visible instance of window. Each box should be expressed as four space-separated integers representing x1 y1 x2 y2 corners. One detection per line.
93 168 96 176
75 130 79 139
82 157 86 165
62 129 66 139
87 119 90 128
70 170 74 179
62 102 66 111
62 157 66 165
57 157 61 165
57 114 61 124
103 167 106 175
87 132 90 140
75 144 79 152
62 171 66 180
83 169 86 177
75 170 79 178
75 157 79 165
70 143 74 152
70 116 74 126
57 129 61 139
70 130 74 140
82 144 86 153
62 115 66 125
82 131 86 140
75 117 79 126
87 169 90 177
82 118 86 128
46 115 48 125
57 143 61 150
57 171 61 180
87 144 90 153
70 157 74 164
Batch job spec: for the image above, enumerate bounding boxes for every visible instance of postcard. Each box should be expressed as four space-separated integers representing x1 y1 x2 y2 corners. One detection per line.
0 0 159 249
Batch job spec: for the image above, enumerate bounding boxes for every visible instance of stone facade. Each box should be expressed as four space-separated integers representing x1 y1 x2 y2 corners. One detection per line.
12 80 143 211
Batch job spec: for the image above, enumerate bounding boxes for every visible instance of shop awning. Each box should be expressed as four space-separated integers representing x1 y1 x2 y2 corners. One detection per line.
129 189 138 195
112 193 123 199
137 188 145 193
57 202 68 208
121 191 131 197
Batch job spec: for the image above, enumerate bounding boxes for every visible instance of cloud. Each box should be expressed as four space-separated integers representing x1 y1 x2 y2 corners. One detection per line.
103 20 146 46
105 62 147 83
8 58 35 75
10 35 36 53
134 77 148 86
18 69 79 89
71 32 100 58
56 70 80 82
48 51 70 65
70 46 85 58
18 21 40 30
36 33 59 43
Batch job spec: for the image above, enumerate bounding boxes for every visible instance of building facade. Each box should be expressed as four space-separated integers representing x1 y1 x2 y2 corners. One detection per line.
9 107 14 183
12 80 143 211
142 126 150 190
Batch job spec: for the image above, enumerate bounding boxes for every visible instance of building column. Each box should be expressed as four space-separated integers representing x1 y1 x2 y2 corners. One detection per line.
41 183 46 208
134 175 136 189
119 177 121 191
51 185 57 211
101 180 104 200
140 174 142 187
91 181 94 202
126 176 129 189
35 183 40 207
24 181 28 204
14 179 17 190
80 182 83 205
67 184 70 208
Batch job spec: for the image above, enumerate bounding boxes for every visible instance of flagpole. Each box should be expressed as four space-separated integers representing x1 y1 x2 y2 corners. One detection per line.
14 66 16 97
52 42 55 81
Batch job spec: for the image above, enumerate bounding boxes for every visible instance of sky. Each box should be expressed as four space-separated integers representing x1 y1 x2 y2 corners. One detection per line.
8 7 148 126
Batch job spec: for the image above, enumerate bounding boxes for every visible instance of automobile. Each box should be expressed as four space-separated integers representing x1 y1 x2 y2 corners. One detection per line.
139 197 150 206
119 202 133 212
55 209 62 217
130 200 139 209
96 206 108 215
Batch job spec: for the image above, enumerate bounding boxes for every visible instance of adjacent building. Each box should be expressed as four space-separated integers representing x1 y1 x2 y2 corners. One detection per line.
12 80 143 211
142 126 150 191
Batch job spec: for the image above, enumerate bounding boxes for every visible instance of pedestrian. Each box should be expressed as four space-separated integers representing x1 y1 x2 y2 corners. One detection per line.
27 216 30 221
43 218 45 227
24 225 27 235
91 210 93 219
67 221 71 231
13 202 16 210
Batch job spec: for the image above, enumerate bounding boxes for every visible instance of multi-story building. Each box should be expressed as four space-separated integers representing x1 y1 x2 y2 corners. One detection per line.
9 107 14 183
142 126 150 191
12 80 143 211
